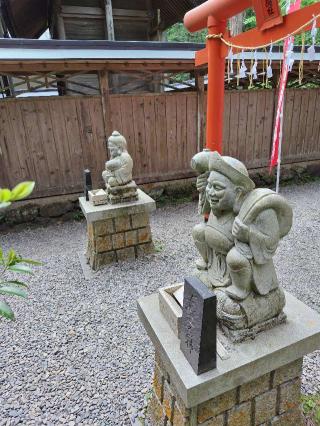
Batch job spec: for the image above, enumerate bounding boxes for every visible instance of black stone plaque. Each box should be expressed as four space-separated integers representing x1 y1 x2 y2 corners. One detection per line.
84 169 92 201
180 276 217 375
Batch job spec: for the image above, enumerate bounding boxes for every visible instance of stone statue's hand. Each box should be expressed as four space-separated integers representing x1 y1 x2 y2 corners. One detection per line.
196 172 210 193
232 218 249 243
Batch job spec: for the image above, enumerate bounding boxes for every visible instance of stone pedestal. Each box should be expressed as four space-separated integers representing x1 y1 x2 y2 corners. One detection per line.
138 291 320 426
80 189 156 270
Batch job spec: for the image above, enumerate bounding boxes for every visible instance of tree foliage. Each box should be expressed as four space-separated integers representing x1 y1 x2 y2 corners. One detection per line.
0 181 41 321
167 0 319 45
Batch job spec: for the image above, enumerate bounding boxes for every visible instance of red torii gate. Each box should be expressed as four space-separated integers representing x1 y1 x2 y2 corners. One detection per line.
184 0 320 153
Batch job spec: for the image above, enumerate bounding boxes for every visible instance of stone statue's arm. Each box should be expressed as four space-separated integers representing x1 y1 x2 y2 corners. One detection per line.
106 158 122 172
248 209 280 264
196 172 210 215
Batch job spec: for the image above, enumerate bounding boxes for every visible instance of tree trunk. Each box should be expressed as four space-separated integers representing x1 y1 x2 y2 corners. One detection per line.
229 12 245 36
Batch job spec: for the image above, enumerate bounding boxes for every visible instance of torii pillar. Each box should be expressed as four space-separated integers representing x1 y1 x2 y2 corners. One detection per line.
184 0 320 153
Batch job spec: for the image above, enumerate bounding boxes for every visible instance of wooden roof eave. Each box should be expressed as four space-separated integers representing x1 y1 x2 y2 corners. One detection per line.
0 58 196 74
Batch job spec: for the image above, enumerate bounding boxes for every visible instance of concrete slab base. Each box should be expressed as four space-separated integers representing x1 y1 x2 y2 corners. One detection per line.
138 290 320 425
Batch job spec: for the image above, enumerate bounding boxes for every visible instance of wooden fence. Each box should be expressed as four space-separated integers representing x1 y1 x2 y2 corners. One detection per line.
1 88 320 198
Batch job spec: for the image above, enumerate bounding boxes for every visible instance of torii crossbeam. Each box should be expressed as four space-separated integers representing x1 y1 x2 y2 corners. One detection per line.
184 1 320 153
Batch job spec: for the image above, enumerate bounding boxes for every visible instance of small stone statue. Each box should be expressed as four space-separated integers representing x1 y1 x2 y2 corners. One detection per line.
102 131 138 204
191 151 293 340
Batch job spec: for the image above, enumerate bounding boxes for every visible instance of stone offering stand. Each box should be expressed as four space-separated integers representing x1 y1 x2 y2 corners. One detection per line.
138 290 320 426
80 189 156 270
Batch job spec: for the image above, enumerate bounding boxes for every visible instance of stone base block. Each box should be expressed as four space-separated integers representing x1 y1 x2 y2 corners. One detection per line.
138 291 320 426
80 190 156 270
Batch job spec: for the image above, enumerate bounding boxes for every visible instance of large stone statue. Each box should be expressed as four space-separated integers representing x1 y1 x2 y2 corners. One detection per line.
102 131 138 204
191 150 293 340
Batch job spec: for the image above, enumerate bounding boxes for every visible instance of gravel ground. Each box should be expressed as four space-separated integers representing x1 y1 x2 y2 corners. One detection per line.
0 181 320 425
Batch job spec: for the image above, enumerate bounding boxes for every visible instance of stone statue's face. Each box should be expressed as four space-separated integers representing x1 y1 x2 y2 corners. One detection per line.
206 171 238 216
108 141 122 158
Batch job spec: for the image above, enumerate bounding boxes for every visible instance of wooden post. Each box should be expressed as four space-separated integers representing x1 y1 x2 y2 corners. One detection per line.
195 72 205 152
105 0 115 40
56 0 66 40
99 70 111 139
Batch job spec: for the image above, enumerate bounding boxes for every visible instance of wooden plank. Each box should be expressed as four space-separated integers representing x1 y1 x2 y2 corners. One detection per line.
154 94 168 176
61 98 85 188
143 95 157 177
176 93 188 172
228 91 240 159
48 98 75 191
0 102 19 187
261 90 275 165
99 71 111 138
195 72 205 152
186 93 198 169
105 0 115 40
19 100 50 192
237 91 249 164
36 99 62 190
253 90 267 168
245 91 258 167
109 96 122 132
132 96 148 179
289 89 303 161
84 97 107 188
118 95 137 171
222 91 231 156
311 89 320 158
165 94 178 174
304 89 317 156
4 101 33 183
296 89 309 158
62 6 104 17
281 88 295 162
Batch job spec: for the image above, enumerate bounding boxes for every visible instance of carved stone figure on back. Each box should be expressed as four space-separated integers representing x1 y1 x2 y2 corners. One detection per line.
102 131 138 204
191 151 293 339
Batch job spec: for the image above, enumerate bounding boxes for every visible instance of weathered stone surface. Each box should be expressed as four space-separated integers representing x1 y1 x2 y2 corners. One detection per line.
191 151 293 336
153 364 164 403
163 381 174 423
254 389 277 425
239 373 270 402
125 230 138 246
112 233 125 250
227 401 251 426
172 403 189 426
116 247 135 262
272 358 302 387
136 242 154 256
114 215 131 232
102 131 138 204
5 205 39 224
93 219 114 236
270 408 303 425
146 392 166 426
155 352 170 383
278 377 301 414
197 389 236 423
131 212 149 229
200 414 225 426
89 251 116 270
138 226 152 244
40 201 73 218
95 236 112 253
180 277 217 375
80 190 155 223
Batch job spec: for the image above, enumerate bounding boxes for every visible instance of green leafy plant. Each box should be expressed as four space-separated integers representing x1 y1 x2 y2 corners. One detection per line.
0 181 35 209
0 181 41 320
0 248 41 320
302 394 320 425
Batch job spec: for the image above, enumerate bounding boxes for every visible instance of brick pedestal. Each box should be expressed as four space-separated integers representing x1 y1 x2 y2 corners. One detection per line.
138 291 320 426
80 189 156 270
148 354 303 426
